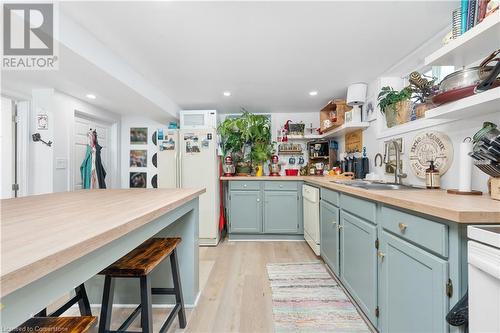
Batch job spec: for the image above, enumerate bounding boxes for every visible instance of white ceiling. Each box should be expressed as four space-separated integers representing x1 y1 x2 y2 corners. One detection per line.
3 1 457 118
2 44 175 121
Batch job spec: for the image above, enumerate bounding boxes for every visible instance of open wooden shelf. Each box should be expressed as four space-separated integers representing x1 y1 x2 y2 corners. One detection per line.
425 14 500 67
425 86 500 120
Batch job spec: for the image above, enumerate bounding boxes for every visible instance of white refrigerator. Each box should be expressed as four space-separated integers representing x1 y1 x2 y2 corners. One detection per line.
157 128 220 246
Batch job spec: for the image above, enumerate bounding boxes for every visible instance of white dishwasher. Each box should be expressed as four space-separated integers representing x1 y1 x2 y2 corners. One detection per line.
303 184 320 255
468 225 500 333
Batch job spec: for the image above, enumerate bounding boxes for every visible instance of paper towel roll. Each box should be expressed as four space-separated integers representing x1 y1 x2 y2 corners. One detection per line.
458 141 473 192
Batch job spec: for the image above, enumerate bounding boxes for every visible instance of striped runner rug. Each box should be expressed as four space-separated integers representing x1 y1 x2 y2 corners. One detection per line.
267 262 371 332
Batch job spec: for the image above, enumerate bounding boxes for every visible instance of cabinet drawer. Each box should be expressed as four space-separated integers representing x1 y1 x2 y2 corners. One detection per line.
340 194 376 223
381 206 448 257
264 181 298 191
321 188 340 206
229 181 260 191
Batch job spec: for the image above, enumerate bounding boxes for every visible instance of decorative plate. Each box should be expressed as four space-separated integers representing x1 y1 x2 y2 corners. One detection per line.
409 131 453 179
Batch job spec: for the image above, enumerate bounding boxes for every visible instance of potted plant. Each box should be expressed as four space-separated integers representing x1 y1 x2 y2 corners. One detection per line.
218 112 272 176
378 86 413 127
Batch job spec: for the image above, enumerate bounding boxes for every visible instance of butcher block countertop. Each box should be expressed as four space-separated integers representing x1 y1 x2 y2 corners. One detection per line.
0 188 205 297
221 176 500 223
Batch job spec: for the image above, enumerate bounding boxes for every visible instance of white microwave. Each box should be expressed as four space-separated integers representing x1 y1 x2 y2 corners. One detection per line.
179 110 217 129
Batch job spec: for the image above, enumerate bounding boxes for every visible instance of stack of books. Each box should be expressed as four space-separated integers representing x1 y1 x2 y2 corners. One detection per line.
453 0 499 38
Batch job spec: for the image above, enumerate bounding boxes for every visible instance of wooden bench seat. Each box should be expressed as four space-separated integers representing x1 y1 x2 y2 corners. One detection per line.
12 317 96 333
99 237 181 277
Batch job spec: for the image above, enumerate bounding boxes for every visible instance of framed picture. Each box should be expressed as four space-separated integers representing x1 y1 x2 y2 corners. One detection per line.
130 127 148 145
130 149 148 167
129 172 147 188
37 114 48 130
363 95 377 122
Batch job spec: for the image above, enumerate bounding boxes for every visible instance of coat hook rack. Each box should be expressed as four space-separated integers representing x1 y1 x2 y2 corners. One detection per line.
32 133 52 147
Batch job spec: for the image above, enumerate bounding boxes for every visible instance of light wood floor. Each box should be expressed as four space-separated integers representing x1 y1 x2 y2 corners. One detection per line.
70 240 318 333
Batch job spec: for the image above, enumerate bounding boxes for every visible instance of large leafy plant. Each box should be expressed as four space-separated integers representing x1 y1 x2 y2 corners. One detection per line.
377 86 413 114
217 111 273 165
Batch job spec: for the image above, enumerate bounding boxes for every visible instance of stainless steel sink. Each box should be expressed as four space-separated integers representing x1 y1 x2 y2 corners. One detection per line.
331 180 422 190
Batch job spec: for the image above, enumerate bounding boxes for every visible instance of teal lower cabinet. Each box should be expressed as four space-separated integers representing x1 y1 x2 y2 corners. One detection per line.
227 181 303 236
378 230 448 333
320 200 340 275
264 191 300 233
340 210 378 325
228 190 262 233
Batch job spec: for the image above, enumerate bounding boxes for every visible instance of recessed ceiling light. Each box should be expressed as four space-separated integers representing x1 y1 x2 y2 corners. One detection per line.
223 91 231 97
309 91 318 96
86 94 96 100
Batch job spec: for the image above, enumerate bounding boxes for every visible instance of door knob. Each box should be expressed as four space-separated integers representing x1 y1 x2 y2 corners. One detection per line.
331 220 337 225
257 198 260 202
377 251 386 260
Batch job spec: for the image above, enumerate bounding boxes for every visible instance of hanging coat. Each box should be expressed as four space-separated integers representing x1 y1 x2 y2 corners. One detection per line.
80 145 93 189
95 143 107 189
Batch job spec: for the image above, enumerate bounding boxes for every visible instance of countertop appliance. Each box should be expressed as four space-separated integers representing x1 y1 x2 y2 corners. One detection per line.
157 129 220 246
467 225 500 332
303 184 320 255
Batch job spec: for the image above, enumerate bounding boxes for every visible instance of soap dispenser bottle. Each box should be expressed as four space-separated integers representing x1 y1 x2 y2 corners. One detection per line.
425 160 440 189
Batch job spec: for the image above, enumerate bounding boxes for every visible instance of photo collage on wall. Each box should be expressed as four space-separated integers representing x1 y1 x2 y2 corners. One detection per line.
129 127 158 188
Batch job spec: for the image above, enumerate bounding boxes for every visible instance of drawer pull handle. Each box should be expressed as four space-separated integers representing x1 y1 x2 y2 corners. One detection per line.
243 184 247 187
378 251 386 260
279 185 283 188
257 198 260 202
398 223 408 232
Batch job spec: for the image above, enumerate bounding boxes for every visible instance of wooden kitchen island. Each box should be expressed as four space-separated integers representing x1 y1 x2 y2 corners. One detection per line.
0 188 205 330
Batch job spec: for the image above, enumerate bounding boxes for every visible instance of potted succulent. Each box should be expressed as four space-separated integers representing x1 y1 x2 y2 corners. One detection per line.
377 86 414 127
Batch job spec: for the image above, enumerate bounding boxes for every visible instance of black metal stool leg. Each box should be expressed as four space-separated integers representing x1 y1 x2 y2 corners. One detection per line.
170 249 186 328
98 276 115 333
35 309 47 317
75 284 92 316
140 275 153 333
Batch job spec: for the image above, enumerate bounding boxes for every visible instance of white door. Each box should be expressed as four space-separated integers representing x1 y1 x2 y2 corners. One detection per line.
0 97 14 198
180 129 219 244
157 130 179 188
74 115 111 190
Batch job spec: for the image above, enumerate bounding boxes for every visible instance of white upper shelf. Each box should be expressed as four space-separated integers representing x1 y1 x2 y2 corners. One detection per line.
287 122 370 141
425 86 500 120
425 14 500 67
321 122 370 139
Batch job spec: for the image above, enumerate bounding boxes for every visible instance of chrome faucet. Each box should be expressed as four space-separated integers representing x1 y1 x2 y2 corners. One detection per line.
384 140 407 184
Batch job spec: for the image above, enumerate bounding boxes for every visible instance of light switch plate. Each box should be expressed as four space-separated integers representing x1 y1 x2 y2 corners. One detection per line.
55 158 67 169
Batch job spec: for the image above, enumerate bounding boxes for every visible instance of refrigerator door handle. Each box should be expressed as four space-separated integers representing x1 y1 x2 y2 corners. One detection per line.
178 151 182 188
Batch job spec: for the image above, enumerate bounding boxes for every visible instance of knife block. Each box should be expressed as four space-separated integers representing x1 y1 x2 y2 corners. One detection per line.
490 177 500 201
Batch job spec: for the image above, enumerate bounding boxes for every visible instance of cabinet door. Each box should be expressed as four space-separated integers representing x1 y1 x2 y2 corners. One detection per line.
320 200 340 275
379 231 448 333
340 211 378 325
229 190 261 233
263 191 299 234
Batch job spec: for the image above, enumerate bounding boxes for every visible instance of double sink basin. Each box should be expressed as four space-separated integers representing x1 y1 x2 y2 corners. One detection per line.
332 180 422 190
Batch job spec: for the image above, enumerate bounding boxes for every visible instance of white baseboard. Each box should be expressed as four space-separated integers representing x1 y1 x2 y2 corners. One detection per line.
88 291 201 309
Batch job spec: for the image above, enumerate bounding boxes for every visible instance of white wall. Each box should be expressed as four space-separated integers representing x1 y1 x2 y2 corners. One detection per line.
120 116 166 188
26 89 121 194
1 97 13 198
52 91 121 192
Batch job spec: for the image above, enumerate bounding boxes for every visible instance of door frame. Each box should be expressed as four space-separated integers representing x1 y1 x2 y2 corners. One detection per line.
70 110 119 190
